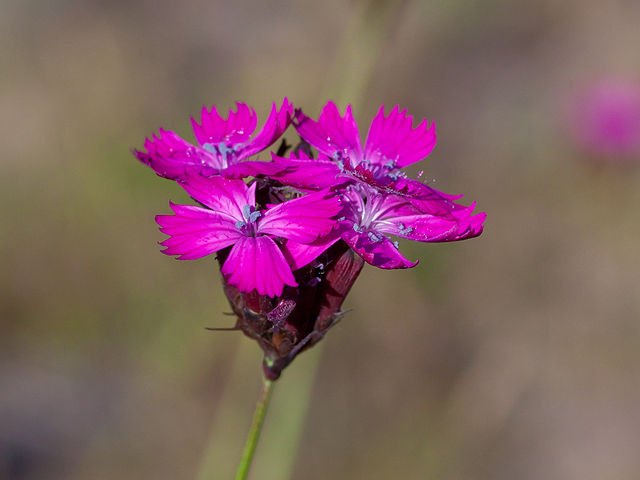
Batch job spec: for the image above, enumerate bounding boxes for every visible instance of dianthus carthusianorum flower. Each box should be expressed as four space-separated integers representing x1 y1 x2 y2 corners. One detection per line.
156 175 340 297
133 99 292 181
337 183 483 268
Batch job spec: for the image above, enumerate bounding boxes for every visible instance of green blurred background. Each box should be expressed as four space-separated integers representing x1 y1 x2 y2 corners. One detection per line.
2 1 640 479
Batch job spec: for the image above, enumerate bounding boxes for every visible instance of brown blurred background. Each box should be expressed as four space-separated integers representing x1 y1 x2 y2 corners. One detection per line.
2 1 640 479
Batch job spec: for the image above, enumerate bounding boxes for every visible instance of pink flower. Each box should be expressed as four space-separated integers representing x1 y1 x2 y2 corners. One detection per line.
570 80 640 158
268 102 486 269
156 175 341 297
338 184 485 269
133 99 293 181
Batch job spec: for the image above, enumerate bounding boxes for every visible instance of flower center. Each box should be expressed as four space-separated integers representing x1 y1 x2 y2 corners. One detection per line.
335 152 405 189
344 185 387 232
235 204 261 237
202 142 244 169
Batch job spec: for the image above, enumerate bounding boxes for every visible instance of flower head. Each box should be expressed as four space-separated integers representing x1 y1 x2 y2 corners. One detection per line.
134 98 486 378
133 99 292 181
156 175 341 297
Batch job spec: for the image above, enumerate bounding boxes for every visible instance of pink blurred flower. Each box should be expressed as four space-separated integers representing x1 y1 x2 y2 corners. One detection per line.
570 80 640 158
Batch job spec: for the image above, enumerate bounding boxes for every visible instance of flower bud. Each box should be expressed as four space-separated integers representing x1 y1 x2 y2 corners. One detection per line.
218 241 364 380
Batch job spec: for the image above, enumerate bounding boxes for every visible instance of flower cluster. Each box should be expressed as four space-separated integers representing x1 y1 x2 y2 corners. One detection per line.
134 99 485 378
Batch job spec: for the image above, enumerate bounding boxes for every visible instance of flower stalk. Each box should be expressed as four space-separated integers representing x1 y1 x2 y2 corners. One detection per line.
234 376 274 480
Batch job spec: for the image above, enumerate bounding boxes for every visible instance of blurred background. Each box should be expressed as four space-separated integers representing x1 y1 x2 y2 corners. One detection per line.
2 0 640 479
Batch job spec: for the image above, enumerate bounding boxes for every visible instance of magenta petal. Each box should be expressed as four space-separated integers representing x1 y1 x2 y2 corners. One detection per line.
449 208 486 241
259 190 341 243
221 236 297 297
341 228 418 269
239 98 293 159
391 178 467 218
191 103 258 146
219 160 289 179
294 102 363 161
179 175 254 220
364 105 437 168
376 213 459 242
269 152 344 190
133 128 222 180
280 229 341 271
156 203 241 259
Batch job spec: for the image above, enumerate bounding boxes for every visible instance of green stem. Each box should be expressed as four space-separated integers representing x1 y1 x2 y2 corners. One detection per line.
234 376 274 480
